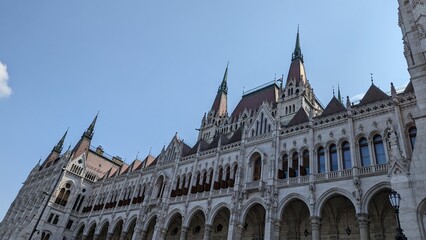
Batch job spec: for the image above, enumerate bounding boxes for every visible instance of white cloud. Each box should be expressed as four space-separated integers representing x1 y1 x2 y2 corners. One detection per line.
0 62 12 98
350 93 365 103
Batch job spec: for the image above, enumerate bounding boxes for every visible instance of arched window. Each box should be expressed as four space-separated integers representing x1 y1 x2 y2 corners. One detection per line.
329 144 338 171
72 194 81 211
301 150 309 176
342 141 351 169
359 138 370 166
409 127 417 150
279 154 288 179
225 166 231 188
373 135 386 164
317 147 325 173
55 183 71 206
181 175 187 195
253 157 262 181
290 152 299 177
196 172 203 193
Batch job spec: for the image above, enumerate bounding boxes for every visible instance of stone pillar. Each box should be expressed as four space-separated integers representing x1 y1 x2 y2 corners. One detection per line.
180 226 189 240
273 220 281 240
159 228 167 240
138 231 147 240
105 233 113 240
264 218 274 240
357 213 370 240
119 231 128 240
310 216 321 240
203 224 212 240
233 224 244 240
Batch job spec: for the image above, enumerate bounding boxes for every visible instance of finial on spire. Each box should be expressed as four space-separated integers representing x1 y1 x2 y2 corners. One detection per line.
332 85 335 97
292 26 303 62
84 113 98 139
370 73 374 85
391 82 397 98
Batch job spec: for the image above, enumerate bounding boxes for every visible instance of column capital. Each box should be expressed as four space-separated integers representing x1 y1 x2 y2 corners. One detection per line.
356 213 370 228
310 216 321 230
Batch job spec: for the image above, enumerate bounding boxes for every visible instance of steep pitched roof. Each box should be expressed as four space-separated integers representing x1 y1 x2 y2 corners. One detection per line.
287 108 309 127
359 84 390 105
403 81 414 93
185 139 210 156
227 126 243 144
181 142 192 156
321 96 346 117
231 83 279 118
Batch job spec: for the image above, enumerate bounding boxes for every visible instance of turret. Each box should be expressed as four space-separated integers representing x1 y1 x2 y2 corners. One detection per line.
72 114 98 159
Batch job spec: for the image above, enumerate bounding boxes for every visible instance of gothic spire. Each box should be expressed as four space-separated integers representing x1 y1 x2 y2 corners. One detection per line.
53 129 68 153
337 84 342 103
218 62 228 94
84 113 98 139
292 27 303 62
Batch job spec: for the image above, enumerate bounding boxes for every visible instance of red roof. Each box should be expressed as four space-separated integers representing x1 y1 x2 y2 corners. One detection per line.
286 59 307 87
231 83 279 118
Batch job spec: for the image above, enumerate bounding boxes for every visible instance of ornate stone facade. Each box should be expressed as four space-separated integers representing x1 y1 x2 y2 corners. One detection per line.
1 2 426 239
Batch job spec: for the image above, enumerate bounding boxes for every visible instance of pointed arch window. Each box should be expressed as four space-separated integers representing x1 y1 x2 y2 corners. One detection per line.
301 150 309 176
409 127 417 150
342 141 352 169
373 135 386 164
359 138 370 166
279 154 288 179
253 157 262 181
329 144 338 171
317 147 325 173
290 152 299 177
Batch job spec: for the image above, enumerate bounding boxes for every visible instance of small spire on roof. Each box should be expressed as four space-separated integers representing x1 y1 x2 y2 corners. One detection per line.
332 85 335 97
370 73 374 85
337 84 342 103
53 129 68 153
84 112 98 139
391 82 397 98
218 63 228 94
292 26 303 62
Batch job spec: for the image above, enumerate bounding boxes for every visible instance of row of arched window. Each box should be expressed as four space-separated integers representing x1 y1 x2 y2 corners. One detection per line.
252 129 417 181
170 164 238 197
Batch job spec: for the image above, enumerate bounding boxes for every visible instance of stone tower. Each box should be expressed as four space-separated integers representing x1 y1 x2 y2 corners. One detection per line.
395 0 426 238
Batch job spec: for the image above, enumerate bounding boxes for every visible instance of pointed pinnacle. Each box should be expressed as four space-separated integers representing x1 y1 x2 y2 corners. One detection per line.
54 129 68 152
84 113 98 139
292 26 303 62
218 63 228 94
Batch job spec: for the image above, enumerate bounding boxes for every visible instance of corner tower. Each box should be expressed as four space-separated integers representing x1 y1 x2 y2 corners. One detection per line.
277 29 323 125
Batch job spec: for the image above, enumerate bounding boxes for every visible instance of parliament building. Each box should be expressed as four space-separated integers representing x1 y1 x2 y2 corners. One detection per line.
2 1 426 239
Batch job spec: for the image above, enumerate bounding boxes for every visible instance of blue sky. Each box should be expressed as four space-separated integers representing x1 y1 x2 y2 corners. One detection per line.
0 1 408 219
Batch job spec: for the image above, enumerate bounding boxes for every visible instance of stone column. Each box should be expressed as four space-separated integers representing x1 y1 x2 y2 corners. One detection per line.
105 233 113 240
203 224 212 240
273 220 281 240
138 230 147 240
310 216 321 240
119 231 128 240
159 228 167 240
180 226 189 240
233 224 244 240
357 213 370 240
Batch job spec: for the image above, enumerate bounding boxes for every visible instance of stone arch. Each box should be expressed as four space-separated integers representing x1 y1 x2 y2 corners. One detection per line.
241 202 266 239
247 149 264 164
143 213 157 231
361 181 391 213
315 188 357 216
186 208 206 239
125 217 137 240
98 220 110 239
278 193 311 218
354 133 368 142
417 197 426 239
124 214 138 232
85 221 97 239
207 203 231 224
368 130 383 140
165 210 183 239
74 223 85 240
164 208 184 228
184 205 205 226
319 192 358 239
280 197 311 240
366 187 395 239
111 218 124 240
337 137 349 146
325 140 337 149
143 214 157 240
240 197 266 222
210 204 231 239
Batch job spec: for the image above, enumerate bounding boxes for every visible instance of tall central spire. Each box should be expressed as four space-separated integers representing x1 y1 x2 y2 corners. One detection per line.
291 27 303 62
210 64 229 116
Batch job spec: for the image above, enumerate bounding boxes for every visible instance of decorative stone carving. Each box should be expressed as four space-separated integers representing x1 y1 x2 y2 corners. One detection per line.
417 24 426 40
412 0 425 8
352 176 362 204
